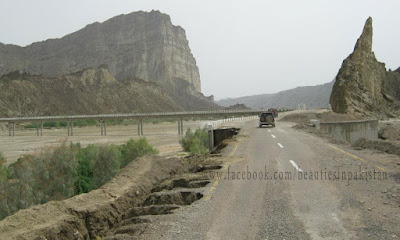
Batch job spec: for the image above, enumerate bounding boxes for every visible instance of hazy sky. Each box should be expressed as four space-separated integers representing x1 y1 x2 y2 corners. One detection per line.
0 1 399 100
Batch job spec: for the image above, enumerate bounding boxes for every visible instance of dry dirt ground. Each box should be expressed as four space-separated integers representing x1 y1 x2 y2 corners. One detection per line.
0 121 209 164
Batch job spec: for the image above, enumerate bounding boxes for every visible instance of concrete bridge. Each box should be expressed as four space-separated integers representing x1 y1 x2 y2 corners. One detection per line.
0 109 266 137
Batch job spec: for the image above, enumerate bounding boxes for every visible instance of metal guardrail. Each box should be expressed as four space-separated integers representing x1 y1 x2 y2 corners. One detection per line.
0 109 266 123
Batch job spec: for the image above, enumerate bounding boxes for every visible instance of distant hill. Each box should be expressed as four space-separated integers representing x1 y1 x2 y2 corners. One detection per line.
216 80 334 109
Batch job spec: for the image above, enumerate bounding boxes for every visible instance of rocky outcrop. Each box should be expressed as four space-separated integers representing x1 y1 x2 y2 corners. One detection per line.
0 66 185 117
330 17 400 118
0 10 200 92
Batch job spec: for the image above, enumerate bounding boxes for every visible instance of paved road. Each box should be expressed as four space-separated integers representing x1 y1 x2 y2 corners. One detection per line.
142 119 400 239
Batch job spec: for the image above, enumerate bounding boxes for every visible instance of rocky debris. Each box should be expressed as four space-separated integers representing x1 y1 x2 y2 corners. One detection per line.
330 17 400 118
351 138 400 156
378 121 400 141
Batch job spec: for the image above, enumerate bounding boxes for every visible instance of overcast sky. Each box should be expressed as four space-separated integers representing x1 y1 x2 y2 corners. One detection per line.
0 0 399 100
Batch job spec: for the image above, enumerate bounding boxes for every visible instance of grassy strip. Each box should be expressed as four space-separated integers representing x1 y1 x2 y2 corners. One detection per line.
0 138 158 220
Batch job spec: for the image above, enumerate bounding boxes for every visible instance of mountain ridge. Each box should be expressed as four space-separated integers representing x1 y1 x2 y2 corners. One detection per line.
217 80 334 109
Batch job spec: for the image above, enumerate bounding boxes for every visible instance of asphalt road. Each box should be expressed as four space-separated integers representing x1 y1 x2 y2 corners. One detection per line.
140 119 400 239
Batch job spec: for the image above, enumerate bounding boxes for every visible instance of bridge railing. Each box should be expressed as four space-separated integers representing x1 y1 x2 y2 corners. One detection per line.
0 110 264 137
0 109 265 123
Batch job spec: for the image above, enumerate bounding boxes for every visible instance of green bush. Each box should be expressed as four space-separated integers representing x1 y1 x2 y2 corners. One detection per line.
179 127 209 155
92 145 121 189
120 138 159 168
74 144 97 194
0 144 78 218
0 137 158 220
0 153 9 219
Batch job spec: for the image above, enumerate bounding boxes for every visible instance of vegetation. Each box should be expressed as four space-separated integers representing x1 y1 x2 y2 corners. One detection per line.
24 119 124 129
179 127 209 155
120 138 159 168
0 138 158 220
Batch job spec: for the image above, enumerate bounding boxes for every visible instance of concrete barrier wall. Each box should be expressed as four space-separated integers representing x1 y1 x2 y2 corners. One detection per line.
317 119 378 143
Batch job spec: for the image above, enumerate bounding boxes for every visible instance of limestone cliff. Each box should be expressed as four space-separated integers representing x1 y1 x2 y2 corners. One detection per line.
330 17 400 117
0 10 201 93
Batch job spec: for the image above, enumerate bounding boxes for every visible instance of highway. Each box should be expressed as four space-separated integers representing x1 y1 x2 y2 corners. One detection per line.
139 118 399 239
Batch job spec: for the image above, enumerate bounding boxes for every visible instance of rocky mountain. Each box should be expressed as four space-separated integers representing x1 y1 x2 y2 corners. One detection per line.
217 80 334 109
330 17 400 118
0 11 219 116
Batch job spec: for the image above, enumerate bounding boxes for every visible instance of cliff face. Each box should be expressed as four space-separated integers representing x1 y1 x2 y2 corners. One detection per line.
0 66 185 117
330 17 400 117
0 10 201 93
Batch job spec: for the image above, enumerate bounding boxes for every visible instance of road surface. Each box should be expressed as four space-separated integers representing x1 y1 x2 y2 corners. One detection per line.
139 119 400 239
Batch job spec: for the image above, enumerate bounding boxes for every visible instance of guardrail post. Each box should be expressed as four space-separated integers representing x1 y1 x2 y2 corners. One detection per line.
36 122 40 136
40 122 43 136
177 118 181 135
67 121 73 136
137 119 143 136
100 120 107 136
140 119 143 135
208 124 214 152
8 122 14 136
180 118 183 135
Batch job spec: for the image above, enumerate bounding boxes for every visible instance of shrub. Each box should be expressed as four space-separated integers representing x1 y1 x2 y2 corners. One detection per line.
0 152 5 166
74 144 97 194
92 145 121 189
0 137 158 220
0 153 9 219
120 138 159 168
0 144 77 219
179 127 209 154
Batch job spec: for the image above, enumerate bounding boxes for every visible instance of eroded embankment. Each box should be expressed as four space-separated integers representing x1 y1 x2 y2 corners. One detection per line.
0 156 186 239
0 126 240 240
